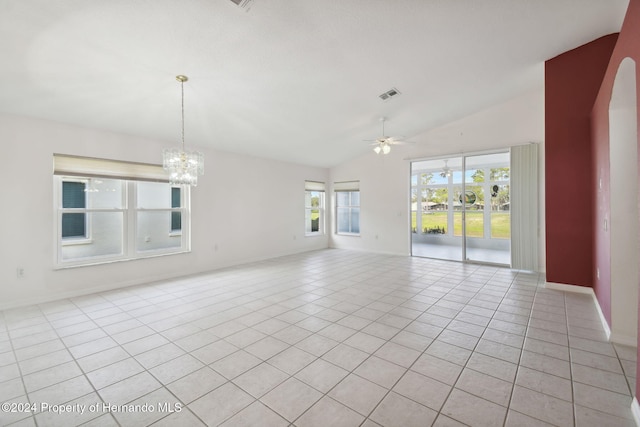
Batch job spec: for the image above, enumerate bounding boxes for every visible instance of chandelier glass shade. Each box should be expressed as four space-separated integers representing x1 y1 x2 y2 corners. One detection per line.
162 148 204 186
163 75 204 186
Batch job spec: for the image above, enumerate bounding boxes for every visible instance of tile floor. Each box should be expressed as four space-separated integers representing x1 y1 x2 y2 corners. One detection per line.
0 249 637 427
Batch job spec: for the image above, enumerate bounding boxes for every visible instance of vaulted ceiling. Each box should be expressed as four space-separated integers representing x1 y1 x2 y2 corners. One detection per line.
0 0 629 167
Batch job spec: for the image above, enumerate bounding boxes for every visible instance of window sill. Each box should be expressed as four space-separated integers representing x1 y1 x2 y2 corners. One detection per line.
305 232 325 237
61 238 93 246
336 233 360 237
54 249 190 270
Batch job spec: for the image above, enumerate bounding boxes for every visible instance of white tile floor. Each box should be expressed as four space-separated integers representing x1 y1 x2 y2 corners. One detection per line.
0 249 637 427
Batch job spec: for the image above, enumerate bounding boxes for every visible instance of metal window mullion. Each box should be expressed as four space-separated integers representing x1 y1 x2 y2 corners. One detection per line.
319 192 324 234
414 183 422 234
447 174 454 237
61 208 123 213
335 193 340 234
483 167 491 239
182 185 190 251
126 181 135 256
56 209 63 264
461 156 467 261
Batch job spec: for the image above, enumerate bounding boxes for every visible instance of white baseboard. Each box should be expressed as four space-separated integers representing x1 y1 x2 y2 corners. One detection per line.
611 333 638 347
544 281 611 341
631 397 640 427
0 247 331 312
544 281 593 294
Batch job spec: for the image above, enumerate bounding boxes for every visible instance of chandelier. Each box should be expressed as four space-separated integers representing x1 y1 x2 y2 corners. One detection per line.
163 75 204 186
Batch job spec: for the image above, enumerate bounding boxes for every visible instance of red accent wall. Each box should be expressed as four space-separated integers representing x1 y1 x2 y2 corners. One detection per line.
589 0 640 397
545 35 618 288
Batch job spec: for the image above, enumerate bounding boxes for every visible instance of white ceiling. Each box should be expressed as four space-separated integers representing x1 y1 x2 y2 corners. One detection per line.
0 0 629 168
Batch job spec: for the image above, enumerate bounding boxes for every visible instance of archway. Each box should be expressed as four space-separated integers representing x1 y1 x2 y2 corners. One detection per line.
609 57 638 346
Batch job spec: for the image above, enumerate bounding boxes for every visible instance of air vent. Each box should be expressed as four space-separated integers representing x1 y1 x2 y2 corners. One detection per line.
230 0 254 10
379 87 401 101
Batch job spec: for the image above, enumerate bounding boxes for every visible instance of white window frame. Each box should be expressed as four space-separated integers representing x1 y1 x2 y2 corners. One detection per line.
53 155 191 268
305 181 325 236
334 181 360 236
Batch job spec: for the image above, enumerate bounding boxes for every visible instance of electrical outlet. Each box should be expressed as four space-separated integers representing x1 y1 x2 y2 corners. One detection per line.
17 268 24 279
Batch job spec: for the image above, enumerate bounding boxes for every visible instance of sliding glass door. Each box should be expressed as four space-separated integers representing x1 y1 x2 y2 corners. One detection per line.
462 152 510 264
411 151 510 265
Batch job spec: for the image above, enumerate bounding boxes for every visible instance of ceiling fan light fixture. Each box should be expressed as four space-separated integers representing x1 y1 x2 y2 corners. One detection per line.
442 159 452 177
371 117 394 155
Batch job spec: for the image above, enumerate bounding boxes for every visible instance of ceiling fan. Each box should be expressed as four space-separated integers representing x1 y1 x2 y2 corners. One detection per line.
441 159 452 177
365 117 412 154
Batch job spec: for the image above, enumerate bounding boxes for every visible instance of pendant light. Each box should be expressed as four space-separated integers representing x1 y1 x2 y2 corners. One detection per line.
163 75 204 186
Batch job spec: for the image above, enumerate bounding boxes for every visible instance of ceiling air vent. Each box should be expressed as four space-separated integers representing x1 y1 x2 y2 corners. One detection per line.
379 87 401 101
230 0 254 10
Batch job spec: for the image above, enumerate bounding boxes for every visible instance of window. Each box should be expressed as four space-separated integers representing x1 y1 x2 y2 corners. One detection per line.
305 181 325 235
171 187 181 232
335 181 360 235
410 156 509 239
61 180 88 240
53 155 190 267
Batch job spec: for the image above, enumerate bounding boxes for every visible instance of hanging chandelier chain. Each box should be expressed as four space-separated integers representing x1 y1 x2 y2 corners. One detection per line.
163 74 204 187
180 79 185 152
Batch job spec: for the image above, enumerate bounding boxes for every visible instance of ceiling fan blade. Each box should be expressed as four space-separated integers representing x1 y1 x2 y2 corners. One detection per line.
384 136 412 145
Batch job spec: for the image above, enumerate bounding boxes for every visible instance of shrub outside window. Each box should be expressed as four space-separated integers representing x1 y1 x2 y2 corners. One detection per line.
305 181 325 235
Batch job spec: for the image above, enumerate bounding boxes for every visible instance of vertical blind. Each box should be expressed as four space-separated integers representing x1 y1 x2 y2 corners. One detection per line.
510 143 539 271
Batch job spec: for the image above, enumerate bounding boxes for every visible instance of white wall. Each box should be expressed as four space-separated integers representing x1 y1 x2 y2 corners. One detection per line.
330 149 412 255
0 89 545 308
330 89 546 270
0 113 329 309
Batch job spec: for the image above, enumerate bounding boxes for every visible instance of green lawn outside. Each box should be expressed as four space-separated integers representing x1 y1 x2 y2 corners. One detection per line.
411 211 510 239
